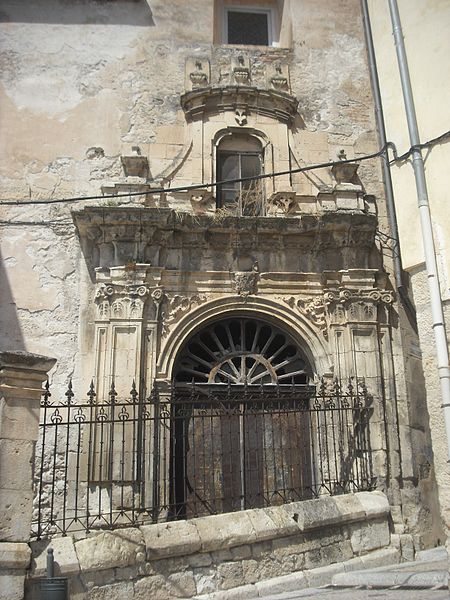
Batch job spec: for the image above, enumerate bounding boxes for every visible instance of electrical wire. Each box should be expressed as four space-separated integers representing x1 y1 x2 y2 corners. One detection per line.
0 128 448 208
0 145 389 207
389 129 450 164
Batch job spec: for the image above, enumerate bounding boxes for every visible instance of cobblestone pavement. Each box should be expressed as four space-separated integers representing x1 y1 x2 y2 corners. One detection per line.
260 587 450 600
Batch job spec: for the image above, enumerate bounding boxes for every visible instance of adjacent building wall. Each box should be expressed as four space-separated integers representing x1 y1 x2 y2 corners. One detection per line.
368 0 450 545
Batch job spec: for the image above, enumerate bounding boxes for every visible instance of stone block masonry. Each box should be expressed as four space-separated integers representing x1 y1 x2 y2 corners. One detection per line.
26 491 396 599
0 352 56 600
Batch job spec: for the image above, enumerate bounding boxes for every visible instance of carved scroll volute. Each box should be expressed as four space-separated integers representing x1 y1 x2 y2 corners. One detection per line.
326 288 395 325
95 282 150 321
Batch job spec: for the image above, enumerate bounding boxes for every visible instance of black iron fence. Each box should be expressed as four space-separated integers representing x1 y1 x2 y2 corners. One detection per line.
32 379 375 539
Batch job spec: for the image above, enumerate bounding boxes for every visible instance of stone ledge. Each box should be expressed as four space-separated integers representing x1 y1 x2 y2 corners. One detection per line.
29 491 390 575
0 542 31 569
75 528 145 573
29 537 79 578
0 351 56 374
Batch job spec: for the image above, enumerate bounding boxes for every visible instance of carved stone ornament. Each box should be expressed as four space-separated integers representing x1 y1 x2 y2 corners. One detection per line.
270 65 289 91
161 293 207 337
95 282 150 320
233 264 259 298
232 55 251 85
189 60 208 88
325 288 394 323
266 192 296 215
235 107 247 126
190 190 214 213
151 286 165 306
185 57 210 91
283 296 328 338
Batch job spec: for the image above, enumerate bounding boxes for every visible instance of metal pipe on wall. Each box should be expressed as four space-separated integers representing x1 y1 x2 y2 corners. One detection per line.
360 0 416 324
388 0 450 460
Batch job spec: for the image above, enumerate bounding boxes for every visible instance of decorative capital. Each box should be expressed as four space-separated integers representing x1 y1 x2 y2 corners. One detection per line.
94 282 150 320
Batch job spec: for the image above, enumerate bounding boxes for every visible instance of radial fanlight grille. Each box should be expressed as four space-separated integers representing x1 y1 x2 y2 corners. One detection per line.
175 318 309 385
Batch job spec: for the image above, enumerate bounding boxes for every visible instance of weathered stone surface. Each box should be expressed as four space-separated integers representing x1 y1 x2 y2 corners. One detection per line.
0 488 34 542
0 542 30 569
230 545 251 561
192 567 217 595
75 528 145 572
254 571 307 596
205 584 259 599
246 508 289 541
195 512 256 552
30 536 79 578
357 490 391 518
167 571 197 597
188 553 213 568
304 562 343 587
400 533 415 561
134 574 171 600
350 519 390 554
0 569 25 600
217 561 245 590
88 581 134 600
141 520 201 560
359 547 400 569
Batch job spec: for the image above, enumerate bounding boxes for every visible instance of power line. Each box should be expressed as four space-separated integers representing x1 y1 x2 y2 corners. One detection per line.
0 129 448 208
0 145 389 207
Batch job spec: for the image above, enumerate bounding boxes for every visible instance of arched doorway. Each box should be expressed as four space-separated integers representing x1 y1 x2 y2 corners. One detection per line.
170 317 314 518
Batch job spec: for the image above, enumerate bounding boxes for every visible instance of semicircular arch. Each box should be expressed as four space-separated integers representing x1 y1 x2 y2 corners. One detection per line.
157 296 332 381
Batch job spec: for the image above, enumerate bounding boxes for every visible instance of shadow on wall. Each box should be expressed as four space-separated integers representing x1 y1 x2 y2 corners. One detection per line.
0 247 26 352
0 0 155 26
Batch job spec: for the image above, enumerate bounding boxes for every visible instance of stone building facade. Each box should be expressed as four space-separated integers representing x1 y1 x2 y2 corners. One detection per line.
0 1 444 598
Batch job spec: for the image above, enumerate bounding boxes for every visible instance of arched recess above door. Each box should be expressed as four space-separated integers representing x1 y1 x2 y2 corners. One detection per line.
174 316 311 385
157 296 332 382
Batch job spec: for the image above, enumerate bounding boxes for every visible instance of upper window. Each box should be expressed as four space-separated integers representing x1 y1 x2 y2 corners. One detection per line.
224 6 273 46
216 134 264 216
214 1 288 47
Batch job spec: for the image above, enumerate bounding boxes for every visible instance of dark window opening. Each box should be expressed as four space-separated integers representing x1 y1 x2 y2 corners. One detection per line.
227 10 270 45
217 149 264 216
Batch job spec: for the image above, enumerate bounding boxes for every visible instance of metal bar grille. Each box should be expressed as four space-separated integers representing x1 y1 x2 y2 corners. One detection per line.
32 379 375 539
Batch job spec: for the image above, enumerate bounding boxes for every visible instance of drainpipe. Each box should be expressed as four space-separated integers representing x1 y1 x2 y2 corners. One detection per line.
388 0 450 460
360 0 416 324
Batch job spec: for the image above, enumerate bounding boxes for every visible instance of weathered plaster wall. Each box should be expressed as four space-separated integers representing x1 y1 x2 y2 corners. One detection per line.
367 0 450 542
0 0 387 366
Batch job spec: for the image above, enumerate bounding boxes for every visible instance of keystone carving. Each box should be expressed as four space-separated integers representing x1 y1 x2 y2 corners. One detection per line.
235 107 248 126
233 263 259 298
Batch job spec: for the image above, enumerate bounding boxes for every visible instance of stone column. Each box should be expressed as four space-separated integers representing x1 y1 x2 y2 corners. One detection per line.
0 351 56 600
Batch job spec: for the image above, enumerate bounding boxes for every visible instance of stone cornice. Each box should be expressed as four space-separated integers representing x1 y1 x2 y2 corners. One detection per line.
180 85 299 124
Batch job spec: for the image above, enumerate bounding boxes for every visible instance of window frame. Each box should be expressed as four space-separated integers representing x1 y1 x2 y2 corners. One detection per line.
216 148 265 216
222 4 277 47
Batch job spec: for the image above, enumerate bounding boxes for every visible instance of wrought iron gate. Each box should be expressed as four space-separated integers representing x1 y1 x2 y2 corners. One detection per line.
32 378 374 539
